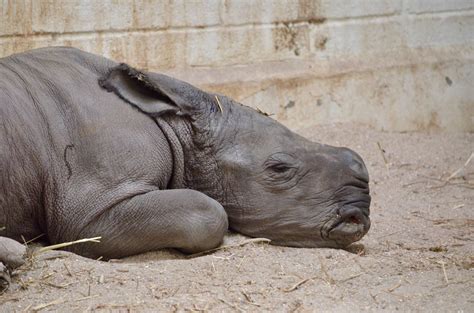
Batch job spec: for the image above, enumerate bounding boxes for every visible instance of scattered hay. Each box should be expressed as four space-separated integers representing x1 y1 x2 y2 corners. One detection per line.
403 152 474 190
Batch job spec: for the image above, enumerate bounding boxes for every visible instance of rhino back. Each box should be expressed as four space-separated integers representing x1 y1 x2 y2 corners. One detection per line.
0 60 53 240
0 48 173 242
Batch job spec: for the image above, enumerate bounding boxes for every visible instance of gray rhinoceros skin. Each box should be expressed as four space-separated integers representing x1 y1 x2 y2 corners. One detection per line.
0 47 371 264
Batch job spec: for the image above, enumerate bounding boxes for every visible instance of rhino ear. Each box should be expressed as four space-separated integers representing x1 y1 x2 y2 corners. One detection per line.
99 63 211 117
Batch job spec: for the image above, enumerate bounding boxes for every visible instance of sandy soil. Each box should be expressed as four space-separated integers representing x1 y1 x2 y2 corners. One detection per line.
1 124 473 312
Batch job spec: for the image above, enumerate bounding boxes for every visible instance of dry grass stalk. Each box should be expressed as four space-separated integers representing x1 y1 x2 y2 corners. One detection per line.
387 281 402 292
319 257 336 285
75 295 99 302
339 272 364 283
437 261 449 283
32 298 64 312
39 253 70 261
430 182 474 190
214 95 223 113
63 263 74 277
255 107 273 116
40 281 75 289
237 255 246 271
284 276 320 292
290 301 303 313
21 235 27 246
447 152 473 180
193 303 210 312
432 279 471 289
0 295 20 305
409 155 474 189
241 290 260 306
219 298 244 312
369 292 380 304
35 236 101 254
284 270 363 293
376 142 389 169
24 233 45 245
187 238 271 258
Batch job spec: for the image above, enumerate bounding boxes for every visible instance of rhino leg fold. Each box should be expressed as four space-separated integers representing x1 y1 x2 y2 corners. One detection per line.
63 189 229 259
0 237 27 294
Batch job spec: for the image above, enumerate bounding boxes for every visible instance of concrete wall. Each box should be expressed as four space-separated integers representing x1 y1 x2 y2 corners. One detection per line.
1 0 473 131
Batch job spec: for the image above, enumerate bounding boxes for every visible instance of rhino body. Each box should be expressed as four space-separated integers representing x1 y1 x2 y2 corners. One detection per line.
0 47 371 269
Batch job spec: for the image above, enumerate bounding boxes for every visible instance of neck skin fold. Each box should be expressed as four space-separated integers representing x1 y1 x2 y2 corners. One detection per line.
154 115 226 204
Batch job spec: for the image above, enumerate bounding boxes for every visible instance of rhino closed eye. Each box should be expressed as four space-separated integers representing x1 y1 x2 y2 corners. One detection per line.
264 153 299 171
267 163 293 173
263 156 300 184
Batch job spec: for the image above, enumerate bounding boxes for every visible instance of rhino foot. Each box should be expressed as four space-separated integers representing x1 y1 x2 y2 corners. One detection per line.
0 263 10 294
0 237 27 293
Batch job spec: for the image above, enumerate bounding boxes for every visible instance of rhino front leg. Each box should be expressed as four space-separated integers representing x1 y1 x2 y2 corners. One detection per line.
69 189 228 259
0 237 27 294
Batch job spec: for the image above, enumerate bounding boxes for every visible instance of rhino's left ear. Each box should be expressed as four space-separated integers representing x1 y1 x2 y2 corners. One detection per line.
99 63 212 117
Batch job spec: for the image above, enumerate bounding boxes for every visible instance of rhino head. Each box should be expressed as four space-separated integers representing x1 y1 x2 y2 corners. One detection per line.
101 64 371 249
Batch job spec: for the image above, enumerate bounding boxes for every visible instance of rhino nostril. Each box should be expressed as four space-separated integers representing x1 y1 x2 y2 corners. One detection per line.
339 206 367 225
348 215 361 224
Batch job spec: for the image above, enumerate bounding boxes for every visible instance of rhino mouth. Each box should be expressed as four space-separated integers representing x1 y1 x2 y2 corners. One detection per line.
323 198 371 247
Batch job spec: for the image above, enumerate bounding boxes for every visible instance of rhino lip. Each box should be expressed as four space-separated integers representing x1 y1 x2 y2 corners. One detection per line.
323 201 371 246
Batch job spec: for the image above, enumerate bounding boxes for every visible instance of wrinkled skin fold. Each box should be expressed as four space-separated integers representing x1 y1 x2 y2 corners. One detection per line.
0 47 371 262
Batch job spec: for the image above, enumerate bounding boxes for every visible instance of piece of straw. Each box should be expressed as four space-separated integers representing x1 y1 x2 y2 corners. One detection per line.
214 95 223 113
447 152 473 181
36 237 101 254
32 298 64 311
187 238 270 258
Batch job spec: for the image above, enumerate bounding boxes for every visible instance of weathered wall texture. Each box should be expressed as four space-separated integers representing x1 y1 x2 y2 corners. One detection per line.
1 0 473 131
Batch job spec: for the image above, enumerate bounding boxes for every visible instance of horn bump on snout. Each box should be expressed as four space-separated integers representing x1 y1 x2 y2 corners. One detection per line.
338 147 369 182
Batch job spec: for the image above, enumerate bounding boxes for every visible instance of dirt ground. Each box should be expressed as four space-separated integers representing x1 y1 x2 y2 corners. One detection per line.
1 123 473 312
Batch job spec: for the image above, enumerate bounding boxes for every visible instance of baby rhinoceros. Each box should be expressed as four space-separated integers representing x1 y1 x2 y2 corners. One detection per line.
0 47 371 264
